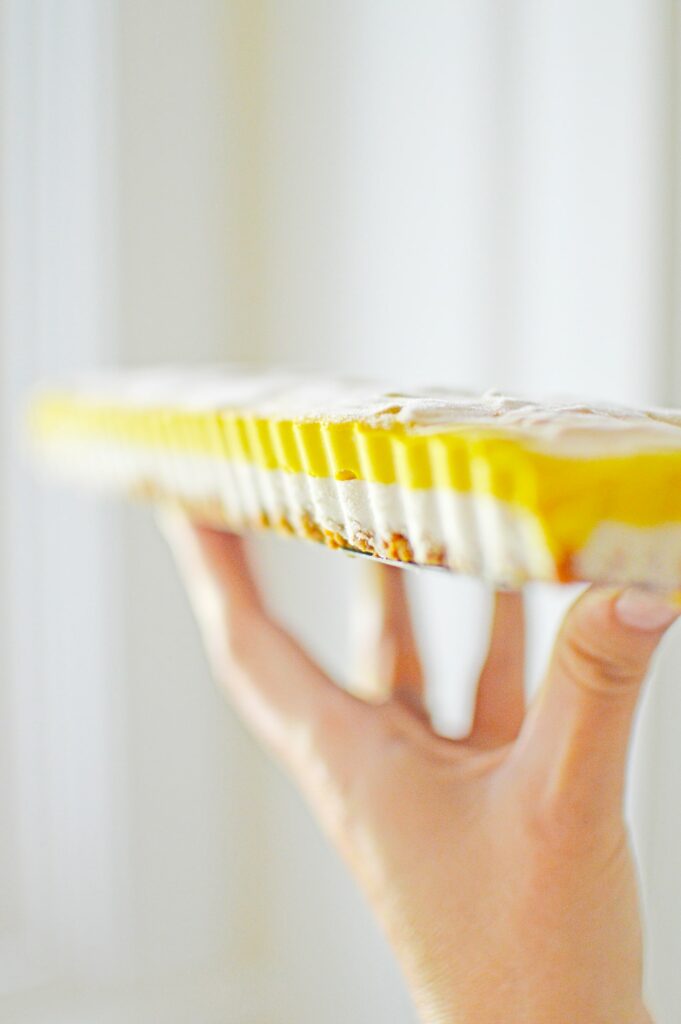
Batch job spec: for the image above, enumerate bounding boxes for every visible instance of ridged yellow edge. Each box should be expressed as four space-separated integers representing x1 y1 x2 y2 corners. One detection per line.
31 394 681 570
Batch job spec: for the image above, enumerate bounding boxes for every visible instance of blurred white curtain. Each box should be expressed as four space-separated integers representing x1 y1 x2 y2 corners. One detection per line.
1 2 681 1022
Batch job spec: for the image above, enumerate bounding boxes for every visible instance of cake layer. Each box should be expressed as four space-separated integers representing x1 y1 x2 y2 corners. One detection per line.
29 367 681 588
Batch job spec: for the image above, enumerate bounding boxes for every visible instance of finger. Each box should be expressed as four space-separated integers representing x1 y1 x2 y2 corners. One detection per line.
469 589 525 747
352 562 425 710
159 511 377 780
515 585 681 819
160 510 263 612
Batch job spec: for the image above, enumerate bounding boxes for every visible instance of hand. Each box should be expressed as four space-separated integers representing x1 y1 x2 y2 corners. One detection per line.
161 514 679 1024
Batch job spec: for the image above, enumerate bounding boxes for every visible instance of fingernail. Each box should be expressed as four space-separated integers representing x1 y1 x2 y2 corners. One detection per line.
615 588 681 631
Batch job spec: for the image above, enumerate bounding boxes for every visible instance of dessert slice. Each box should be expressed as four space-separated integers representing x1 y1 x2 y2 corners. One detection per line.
29 366 681 589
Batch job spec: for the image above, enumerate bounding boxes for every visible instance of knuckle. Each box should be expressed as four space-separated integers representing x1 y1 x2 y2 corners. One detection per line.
518 807 597 891
522 795 585 858
518 777 618 867
375 701 425 755
554 626 644 695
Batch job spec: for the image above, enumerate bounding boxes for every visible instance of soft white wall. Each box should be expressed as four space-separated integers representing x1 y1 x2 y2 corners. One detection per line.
1 0 128 1000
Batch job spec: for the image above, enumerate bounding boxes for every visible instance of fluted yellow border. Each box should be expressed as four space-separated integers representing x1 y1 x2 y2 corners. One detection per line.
31 392 681 574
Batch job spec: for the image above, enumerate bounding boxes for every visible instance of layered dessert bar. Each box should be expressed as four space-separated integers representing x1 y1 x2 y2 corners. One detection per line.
29 366 681 588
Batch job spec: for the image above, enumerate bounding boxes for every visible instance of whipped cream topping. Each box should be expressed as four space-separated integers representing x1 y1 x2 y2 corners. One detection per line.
43 365 681 455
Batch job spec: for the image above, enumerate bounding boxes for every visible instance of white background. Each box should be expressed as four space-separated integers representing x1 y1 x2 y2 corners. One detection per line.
2 1 681 1021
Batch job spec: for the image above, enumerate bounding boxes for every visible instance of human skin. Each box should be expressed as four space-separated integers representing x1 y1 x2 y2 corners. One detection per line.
160 514 679 1024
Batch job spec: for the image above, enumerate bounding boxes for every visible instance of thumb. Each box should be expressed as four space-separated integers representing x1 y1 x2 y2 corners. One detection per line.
518 586 681 818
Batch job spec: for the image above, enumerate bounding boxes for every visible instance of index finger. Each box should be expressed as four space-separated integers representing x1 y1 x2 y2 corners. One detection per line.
159 513 379 781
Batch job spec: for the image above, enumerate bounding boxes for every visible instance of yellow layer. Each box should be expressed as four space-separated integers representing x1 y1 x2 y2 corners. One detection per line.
31 394 681 568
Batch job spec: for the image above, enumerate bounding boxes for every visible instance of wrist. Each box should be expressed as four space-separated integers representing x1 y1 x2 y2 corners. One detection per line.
417 1009 654 1024
412 991 654 1024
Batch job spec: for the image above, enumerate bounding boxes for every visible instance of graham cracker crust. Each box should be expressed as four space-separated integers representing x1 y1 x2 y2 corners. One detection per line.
129 481 445 569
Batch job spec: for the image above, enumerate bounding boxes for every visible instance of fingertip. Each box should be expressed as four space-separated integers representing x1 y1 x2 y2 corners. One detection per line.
614 587 681 632
551 584 677 700
158 506 242 559
190 522 245 559
570 585 681 645
157 506 251 593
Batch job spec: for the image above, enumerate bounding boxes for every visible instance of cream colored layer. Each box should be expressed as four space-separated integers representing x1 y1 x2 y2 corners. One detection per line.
37 437 560 583
40 435 681 587
574 522 681 591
